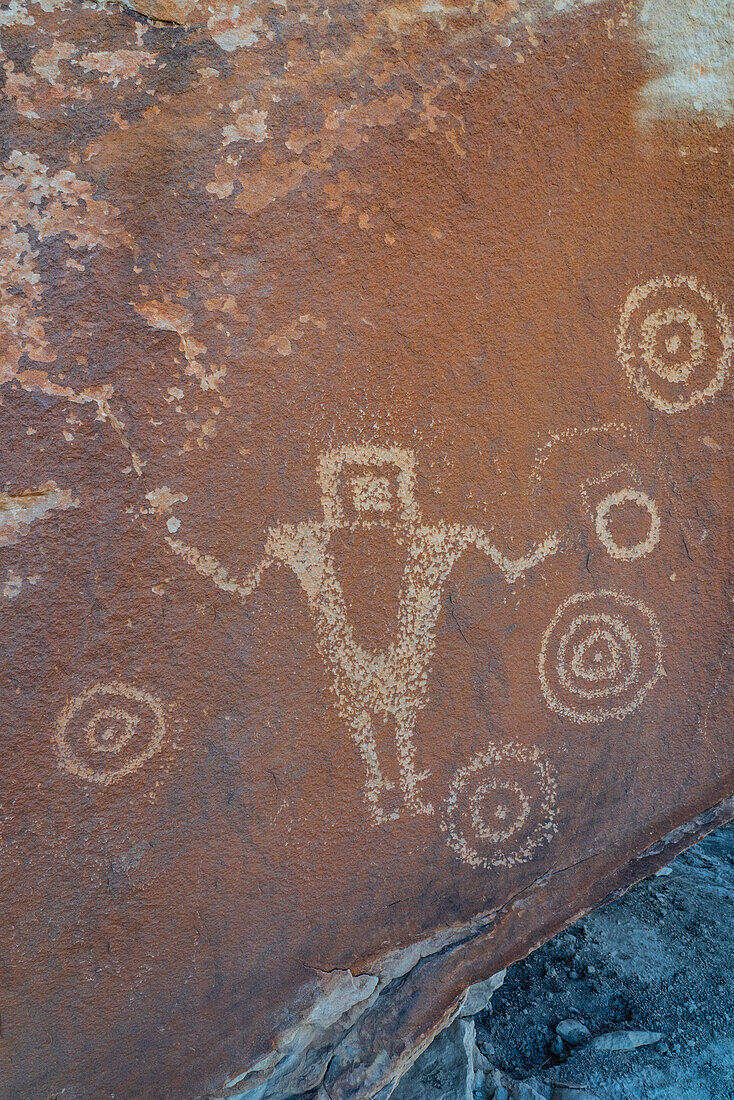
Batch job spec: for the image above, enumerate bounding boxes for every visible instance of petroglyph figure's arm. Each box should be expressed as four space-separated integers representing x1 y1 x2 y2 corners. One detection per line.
165 535 277 599
463 527 561 582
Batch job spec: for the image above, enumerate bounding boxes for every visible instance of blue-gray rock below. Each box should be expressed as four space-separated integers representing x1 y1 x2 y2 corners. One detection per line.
390 1018 478 1100
555 1019 592 1046
590 1031 663 1052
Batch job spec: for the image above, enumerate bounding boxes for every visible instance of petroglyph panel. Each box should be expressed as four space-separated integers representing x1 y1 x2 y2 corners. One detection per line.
169 443 559 829
0 1 732 1099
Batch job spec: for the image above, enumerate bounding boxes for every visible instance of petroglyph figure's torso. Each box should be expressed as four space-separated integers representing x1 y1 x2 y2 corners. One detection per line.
268 520 466 713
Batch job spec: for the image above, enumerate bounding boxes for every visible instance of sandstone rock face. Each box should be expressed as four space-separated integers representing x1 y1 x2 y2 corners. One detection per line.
0 1 732 1098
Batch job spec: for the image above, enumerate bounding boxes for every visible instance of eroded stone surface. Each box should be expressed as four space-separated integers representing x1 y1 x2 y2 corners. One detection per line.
0 1 732 1098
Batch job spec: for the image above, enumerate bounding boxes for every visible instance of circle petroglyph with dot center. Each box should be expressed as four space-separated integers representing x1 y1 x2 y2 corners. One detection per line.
54 682 166 786
639 306 705 383
618 275 732 413
442 741 558 870
557 613 641 700
468 779 531 844
84 706 141 754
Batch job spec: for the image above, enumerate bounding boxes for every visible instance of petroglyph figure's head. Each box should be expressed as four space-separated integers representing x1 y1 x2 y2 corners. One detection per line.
318 445 421 531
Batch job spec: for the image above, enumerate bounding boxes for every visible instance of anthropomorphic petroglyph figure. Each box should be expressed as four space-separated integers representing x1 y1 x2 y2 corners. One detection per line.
168 445 559 822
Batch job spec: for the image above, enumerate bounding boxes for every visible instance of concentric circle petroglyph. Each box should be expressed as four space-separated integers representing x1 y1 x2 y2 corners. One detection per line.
618 275 732 412
54 681 166 785
539 590 664 724
595 487 661 561
442 742 558 869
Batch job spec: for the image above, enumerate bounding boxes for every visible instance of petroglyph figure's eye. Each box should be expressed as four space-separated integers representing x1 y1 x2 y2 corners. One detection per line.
350 474 393 513
538 590 665 724
54 682 166 786
618 275 732 412
442 742 558 870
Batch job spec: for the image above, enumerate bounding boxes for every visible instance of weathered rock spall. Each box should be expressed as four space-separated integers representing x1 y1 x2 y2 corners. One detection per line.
0 0 732 1097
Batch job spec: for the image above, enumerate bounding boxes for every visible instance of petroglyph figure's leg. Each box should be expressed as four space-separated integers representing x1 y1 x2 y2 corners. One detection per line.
345 704 434 821
347 708 403 823
394 708 434 816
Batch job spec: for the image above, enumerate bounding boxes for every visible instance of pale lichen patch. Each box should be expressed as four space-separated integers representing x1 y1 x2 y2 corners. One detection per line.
77 48 157 85
30 40 76 81
0 0 35 28
3 570 40 599
133 298 193 335
203 294 249 323
264 315 326 356
0 151 132 396
0 482 78 547
222 104 268 146
145 486 189 515
637 0 734 125
207 0 264 51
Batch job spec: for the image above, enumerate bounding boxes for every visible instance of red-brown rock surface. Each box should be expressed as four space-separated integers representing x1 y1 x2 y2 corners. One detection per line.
0 1 732 1097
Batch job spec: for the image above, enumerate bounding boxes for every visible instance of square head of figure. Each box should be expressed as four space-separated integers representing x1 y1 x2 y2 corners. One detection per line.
318 445 421 531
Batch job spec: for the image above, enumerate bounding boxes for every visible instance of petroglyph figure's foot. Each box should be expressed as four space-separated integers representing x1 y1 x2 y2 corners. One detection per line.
368 770 434 822
403 771 435 816
371 780 405 823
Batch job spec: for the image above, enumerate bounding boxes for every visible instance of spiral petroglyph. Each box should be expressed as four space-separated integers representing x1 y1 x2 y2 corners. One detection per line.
54 681 166 786
441 742 558 870
539 591 664 724
618 275 732 412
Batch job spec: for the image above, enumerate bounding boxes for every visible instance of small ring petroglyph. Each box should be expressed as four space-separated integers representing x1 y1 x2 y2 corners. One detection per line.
54 681 165 786
442 742 558 869
595 487 661 561
618 275 732 413
539 590 664 724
